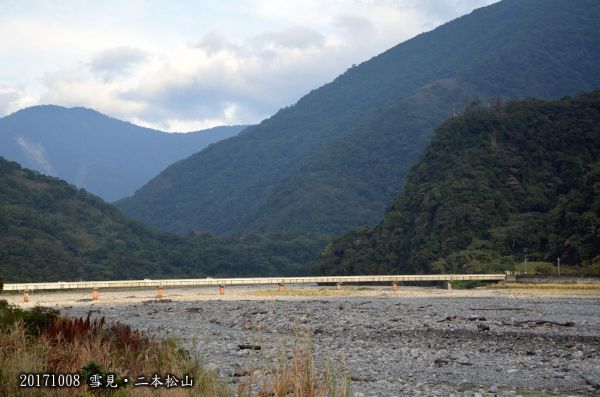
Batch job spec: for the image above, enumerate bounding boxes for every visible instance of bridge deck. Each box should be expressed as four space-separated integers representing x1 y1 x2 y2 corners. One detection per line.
3 274 506 291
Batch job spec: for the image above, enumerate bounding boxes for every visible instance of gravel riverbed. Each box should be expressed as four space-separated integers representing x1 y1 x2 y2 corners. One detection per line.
9 286 600 396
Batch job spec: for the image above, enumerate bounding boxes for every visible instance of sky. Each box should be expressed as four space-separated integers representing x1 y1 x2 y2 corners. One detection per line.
0 0 498 132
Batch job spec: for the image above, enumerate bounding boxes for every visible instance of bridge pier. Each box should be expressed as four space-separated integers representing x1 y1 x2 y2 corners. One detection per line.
3 275 507 297
392 281 398 291
23 289 29 303
278 283 284 292
156 286 164 300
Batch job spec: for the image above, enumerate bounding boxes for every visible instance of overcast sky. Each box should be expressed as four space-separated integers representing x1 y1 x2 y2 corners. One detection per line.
0 0 497 132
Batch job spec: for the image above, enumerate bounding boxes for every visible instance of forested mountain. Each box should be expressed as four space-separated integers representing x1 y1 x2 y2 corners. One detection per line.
0 157 326 282
117 0 600 236
0 105 245 201
313 92 600 276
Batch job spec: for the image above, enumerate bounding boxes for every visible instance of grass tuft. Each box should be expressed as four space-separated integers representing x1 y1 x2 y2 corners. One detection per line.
237 334 352 397
0 299 229 396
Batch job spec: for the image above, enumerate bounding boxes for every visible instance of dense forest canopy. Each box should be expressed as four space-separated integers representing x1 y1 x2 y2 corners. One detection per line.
0 157 327 282
313 91 600 276
117 0 600 236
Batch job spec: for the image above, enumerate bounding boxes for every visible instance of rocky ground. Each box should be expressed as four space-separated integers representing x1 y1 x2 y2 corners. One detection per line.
9 286 600 396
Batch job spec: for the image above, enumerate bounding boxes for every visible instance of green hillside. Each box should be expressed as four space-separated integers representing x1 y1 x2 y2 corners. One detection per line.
0 157 326 282
117 0 600 236
313 91 600 276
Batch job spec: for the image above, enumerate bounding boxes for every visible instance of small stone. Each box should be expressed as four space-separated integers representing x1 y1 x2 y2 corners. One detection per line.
457 382 474 392
233 365 249 377
204 362 219 374
252 369 264 378
434 357 450 366
582 374 600 388
350 375 376 382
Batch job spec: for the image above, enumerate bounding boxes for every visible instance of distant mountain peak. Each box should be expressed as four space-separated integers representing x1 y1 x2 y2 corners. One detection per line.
0 105 246 201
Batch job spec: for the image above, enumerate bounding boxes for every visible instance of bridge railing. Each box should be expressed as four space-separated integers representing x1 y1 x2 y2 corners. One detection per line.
3 274 506 292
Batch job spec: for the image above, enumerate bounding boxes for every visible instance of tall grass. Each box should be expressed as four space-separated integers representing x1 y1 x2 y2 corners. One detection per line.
0 300 229 397
237 335 352 397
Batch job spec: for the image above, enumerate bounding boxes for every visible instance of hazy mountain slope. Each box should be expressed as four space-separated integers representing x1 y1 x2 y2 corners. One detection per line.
0 157 327 282
118 0 600 235
235 80 477 234
0 105 245 201
313 91 600 276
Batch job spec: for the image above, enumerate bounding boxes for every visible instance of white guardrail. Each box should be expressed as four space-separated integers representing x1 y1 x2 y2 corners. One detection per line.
3 274 506 292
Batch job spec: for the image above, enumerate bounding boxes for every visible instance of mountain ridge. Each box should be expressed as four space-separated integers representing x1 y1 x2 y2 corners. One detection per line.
0 105 246 201
117 0 600 236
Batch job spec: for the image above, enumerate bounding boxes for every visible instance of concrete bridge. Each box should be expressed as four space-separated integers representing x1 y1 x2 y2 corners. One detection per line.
4 274 507 302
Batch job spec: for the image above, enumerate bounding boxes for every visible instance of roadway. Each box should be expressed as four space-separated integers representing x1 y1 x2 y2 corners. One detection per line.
4 274 506 291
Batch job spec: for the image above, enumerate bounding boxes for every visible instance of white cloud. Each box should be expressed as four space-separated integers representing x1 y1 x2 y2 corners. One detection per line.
194 31 241 55
39 69 147 119
0 1 498 131
89 46 149 80
132 103 241 132
254 26 325 49
0 85 36 116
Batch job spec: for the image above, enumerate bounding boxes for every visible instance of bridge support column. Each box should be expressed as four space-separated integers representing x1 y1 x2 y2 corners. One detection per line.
447 282 452 290
23 289 29 303
219 284 225 295
392 281 398 291
156 286 164 300
92 288 99 301
278 283 284 292
336 283 342 290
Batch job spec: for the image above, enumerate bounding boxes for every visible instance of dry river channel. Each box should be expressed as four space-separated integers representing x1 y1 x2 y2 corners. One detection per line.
7 286 600 397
